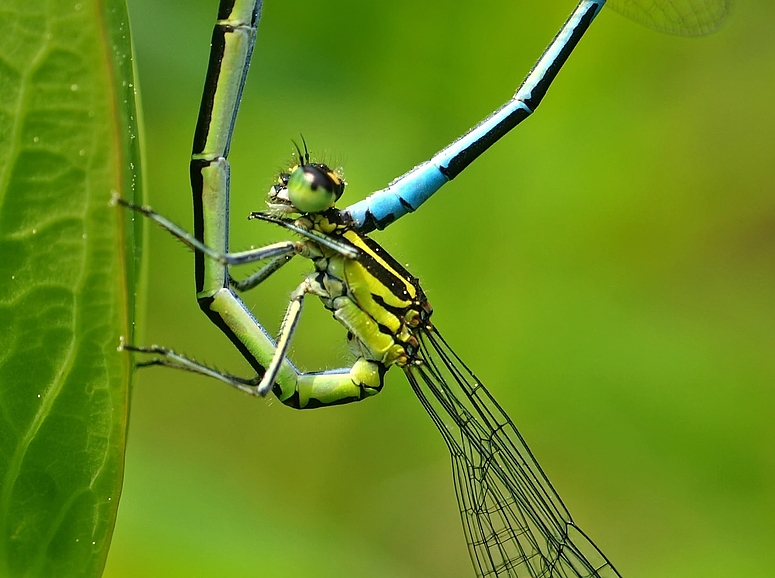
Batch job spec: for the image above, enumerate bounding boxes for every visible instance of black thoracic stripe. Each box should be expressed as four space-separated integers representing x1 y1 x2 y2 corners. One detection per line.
190 159 208 293
372 293 411 318
440 3 597 181
356 247 409 301
192 25 228 156
375 319 395 338
353 233 420 302
358 233 415 282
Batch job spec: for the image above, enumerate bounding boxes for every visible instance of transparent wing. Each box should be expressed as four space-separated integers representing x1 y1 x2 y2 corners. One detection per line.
608 0 730 35
404 327 622 578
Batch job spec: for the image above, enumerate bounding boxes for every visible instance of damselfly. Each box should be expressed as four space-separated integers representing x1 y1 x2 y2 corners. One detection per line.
117 0 727 576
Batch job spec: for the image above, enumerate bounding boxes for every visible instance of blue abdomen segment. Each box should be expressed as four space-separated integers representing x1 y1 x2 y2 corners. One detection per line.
342 162 448 232
341 0 605 233
342 99 533 232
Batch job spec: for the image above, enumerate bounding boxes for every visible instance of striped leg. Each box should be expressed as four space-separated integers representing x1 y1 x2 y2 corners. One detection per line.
340 0 606 232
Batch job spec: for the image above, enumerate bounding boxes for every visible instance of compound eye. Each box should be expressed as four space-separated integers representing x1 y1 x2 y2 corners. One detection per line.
287 164 344 213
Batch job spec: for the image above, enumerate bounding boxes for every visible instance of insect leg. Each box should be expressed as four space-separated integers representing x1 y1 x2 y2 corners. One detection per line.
256 279 314 395
254 278 389 404
114 196 299 267
120 340 261 395
231 254 295 292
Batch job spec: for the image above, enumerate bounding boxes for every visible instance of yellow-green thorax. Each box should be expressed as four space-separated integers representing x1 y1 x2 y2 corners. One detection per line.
298 212 431 369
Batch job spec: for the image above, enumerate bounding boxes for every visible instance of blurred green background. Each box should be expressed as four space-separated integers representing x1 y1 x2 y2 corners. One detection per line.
103 1 774 576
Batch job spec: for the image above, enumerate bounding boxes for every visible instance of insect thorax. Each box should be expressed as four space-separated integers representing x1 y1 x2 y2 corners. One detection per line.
298 212 431 368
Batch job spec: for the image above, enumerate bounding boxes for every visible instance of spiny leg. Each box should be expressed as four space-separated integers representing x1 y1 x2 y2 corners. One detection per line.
113 195 299 267
257 278 315 395
245 274 387 403
249 212 359 259
231 254 294 292
115 183 380 406
119 338 261 395
120 300 383 408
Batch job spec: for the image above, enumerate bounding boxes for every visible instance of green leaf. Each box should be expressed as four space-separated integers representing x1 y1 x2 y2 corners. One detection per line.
0 0 142 576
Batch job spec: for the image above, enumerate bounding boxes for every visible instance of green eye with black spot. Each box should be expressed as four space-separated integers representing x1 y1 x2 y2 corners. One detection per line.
287 163 345 213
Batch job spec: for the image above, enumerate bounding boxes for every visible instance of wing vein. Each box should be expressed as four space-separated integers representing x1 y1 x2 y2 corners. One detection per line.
404 327 622 578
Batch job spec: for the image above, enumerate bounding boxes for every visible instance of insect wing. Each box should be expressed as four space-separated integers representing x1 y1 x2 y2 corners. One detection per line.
405 329 622 578
608 0 729 35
